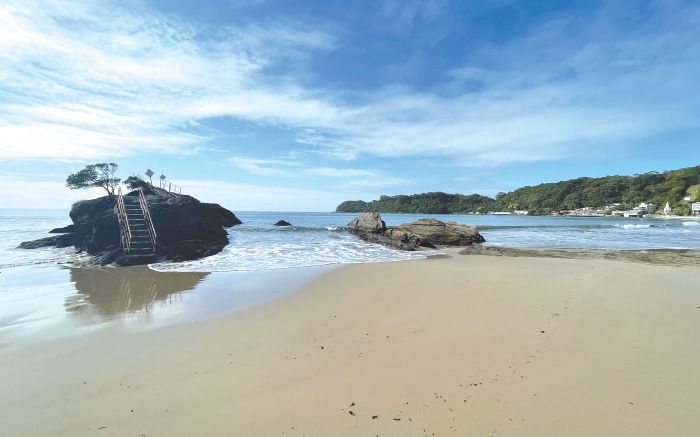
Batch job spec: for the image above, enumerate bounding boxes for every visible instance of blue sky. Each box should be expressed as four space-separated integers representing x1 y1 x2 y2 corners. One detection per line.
1 0 699 211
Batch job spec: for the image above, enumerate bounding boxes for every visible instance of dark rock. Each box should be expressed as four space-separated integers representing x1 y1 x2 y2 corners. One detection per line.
19 233 74 249
19 185 241 266
49 224 77 234
274 220 292 226
19 236 61 249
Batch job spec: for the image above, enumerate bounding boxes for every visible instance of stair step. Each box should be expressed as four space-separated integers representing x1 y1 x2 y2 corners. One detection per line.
127 248 154 254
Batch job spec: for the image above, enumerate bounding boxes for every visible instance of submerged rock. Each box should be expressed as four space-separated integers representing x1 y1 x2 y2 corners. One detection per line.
347 213 484 251
274 220 292 226
19 185 241 266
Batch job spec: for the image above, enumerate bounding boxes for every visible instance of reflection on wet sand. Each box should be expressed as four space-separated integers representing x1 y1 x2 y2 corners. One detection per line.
66 267 208 318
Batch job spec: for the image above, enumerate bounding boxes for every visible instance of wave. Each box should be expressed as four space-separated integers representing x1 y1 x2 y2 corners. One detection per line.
682 221 699 226
476 223 657 231
615 224 653 229
231 225 347 234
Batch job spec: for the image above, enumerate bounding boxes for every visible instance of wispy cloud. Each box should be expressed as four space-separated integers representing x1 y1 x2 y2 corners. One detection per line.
1 0 699 171
228 156 300 176
304 167 376 177
0 0 336 160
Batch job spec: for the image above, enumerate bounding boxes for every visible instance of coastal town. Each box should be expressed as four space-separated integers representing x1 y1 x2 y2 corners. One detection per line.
485 201 700 218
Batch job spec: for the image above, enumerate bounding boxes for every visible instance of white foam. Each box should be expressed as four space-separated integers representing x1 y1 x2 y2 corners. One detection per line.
682 221 699 226
617 224 652 229
150 232 430 272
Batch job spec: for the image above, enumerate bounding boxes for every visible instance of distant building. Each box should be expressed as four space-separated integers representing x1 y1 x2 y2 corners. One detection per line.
568 207 605 217
692 202 700 216
624 209 644 218
663 202 672 215
638 202 656 213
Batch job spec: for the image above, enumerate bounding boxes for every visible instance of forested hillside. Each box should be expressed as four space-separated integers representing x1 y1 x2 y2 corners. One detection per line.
336 165 700 215
336 193 495 214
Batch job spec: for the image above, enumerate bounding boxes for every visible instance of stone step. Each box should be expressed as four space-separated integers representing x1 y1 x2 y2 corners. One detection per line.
127 247 154 255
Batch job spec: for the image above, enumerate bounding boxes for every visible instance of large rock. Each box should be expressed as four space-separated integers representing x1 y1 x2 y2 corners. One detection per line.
347 212 432 251
274 220 292 226
346 213 484 251
19 185 241 266
396 219 485 246
347 212 386 233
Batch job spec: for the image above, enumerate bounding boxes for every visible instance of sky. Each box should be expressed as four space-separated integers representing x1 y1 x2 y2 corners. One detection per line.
1 0 699 211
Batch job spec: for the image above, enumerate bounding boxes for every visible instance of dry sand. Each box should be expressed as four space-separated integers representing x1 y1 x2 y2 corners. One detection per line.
1 255 699 436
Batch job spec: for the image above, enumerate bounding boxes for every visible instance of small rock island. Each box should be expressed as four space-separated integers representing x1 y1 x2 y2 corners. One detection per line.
20 185 241 266
347 212 485 250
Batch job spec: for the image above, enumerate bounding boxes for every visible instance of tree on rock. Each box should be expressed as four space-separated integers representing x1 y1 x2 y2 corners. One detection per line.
66 163 121 196
124 175 150 190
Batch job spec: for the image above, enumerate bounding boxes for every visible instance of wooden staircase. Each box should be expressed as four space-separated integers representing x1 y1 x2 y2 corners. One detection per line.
116 187 157 263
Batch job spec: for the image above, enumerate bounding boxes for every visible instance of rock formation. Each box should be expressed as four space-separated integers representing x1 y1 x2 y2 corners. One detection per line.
274 220 292 226
19 185 241 266
347 213 484 250
396 218 485 246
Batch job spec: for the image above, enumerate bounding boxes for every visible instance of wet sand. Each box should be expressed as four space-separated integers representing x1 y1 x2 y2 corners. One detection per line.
1 255 699 436
459 245 700 266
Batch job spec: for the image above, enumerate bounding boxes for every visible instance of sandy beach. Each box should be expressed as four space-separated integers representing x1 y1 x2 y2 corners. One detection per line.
2 254 699 436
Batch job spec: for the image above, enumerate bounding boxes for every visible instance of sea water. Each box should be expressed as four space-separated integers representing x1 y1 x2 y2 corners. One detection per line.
1 209 700 272
2 209 699 338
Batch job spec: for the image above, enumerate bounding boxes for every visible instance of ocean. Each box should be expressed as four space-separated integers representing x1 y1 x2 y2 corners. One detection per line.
1 209 700 272
1 209 699 339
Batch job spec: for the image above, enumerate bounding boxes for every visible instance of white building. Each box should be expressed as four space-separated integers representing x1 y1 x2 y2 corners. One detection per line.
692 202 700 216
638 202 656 213
663 202 672 215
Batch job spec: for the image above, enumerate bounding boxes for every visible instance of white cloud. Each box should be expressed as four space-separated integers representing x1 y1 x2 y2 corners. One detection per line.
228 156 299 176
304 167 376 177
1 0 699 170
0 175 106 209
178 179 339 211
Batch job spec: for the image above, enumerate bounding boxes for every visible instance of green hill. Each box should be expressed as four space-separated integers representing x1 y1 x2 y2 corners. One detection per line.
335 165 700 216
336 193 495 214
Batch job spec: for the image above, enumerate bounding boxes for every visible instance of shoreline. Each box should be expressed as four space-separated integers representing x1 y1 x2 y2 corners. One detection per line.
2 254 699 436
462 245 700 267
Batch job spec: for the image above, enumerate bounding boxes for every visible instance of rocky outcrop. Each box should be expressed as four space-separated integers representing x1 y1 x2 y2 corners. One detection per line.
396 219 485 246
347 213 434 251
49 224 76 234
347 213 484 250
19 185 241 266
274 220 292 226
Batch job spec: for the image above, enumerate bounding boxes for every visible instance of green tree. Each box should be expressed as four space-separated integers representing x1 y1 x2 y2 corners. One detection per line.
123 175 150 190
66 163 121 196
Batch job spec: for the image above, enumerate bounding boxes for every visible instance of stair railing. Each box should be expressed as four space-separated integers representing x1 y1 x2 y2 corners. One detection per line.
116 187 132 253
138 188 157 251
